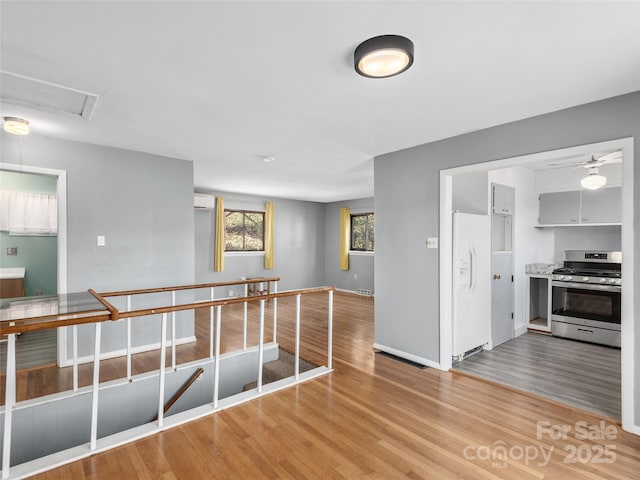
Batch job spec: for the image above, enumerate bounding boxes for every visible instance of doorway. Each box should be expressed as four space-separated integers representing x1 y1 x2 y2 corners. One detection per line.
0 161 68 367
439 137 635 432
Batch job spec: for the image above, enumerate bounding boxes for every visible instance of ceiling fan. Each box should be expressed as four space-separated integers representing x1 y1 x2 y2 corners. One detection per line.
546 150 622 169
546 150 621 190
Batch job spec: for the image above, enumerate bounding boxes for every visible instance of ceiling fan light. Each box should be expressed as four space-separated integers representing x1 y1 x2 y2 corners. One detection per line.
3 117 30 135
354 35 414 78
581 173 607 190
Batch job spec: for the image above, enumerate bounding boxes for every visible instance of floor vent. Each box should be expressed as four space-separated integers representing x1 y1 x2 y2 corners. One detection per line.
375 350 428 369
356 288 373 296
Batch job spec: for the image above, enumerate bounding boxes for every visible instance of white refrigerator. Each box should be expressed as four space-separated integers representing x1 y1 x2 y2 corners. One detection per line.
452 212 491 358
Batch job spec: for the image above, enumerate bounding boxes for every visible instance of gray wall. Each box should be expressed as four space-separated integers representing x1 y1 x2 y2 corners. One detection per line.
553 226 621 264
195 190 326 296
0 171 58 296
1 132 196 358
324 197 375 293
452 171 489 215
374 92 639 419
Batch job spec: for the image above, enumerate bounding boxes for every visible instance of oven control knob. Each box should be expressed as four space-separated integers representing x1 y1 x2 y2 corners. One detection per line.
582 277 589 282
600 278 607 283
566 276 572 281
608 278 616 284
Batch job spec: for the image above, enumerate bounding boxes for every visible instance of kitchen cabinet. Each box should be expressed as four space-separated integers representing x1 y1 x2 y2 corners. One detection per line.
492 184 515 215
538 191 581 224
0 268 26 299
538 187 621 225
525 274 551 332
581 187 622 224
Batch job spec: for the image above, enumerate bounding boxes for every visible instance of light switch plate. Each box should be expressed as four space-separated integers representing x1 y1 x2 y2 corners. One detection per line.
426 237 438 249
97 235 106 247
6 247 17 255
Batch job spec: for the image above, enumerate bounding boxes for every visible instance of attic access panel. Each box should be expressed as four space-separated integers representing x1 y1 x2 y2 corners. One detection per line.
0 71 98 119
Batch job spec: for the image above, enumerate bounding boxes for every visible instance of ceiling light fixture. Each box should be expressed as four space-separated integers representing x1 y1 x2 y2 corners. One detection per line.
354 34 414 78
3 117 30 135
263 156 275 163
581 166 607 190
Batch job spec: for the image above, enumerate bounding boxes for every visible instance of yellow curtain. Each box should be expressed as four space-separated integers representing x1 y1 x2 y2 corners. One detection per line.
214 196 225 272
264 201 274 269
339 207 350 270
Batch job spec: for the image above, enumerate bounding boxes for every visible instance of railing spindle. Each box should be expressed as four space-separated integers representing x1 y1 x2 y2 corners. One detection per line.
157 313 168 427
171 291 176 371
295 294 301 380
257 299 265 392
2 333 16 479
327 290 333 370
90 323 101 450
209 287 214 359
272 280 278 343
126 295 132 382
72 325 78 391
213 305 222 408
243 284 248 350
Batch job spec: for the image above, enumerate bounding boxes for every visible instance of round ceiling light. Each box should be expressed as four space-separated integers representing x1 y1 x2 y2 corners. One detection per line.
354 34 414 78
3 117 30 136
581 171 607 190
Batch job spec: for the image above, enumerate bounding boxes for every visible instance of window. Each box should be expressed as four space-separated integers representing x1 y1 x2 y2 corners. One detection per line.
225 210 264 251
350 213 374 251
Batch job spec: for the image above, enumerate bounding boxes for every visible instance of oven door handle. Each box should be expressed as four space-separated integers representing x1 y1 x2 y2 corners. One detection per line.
551 281 621 292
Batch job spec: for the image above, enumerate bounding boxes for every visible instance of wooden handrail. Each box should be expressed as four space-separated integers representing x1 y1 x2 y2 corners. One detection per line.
0 285 335 335
99 277 281 298
153 367 204 422
88 289 120 320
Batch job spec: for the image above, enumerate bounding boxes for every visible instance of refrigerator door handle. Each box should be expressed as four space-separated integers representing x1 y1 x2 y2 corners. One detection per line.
469 247 476 291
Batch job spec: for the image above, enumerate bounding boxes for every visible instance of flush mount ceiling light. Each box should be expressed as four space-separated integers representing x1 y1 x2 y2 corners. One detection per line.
354 34 414 78
581 166 607 190
3 116 30 135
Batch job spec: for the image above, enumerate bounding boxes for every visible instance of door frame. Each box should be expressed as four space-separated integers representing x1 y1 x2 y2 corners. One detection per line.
438 137 636 433
0 162 68 366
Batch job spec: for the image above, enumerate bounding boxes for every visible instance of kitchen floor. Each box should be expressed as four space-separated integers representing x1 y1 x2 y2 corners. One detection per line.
452 332 621 420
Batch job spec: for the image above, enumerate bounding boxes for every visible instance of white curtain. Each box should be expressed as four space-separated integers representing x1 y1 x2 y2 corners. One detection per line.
0 191 58 235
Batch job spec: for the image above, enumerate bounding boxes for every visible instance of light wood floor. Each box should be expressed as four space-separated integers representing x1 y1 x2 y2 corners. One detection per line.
453 332 621 420
9 292 640 479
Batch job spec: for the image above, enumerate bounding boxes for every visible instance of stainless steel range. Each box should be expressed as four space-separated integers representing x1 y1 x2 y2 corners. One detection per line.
551 250 621 348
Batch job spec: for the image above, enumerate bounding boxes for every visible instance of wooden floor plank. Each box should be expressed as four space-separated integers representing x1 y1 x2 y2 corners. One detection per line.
16 292 640 479
452 332 621 419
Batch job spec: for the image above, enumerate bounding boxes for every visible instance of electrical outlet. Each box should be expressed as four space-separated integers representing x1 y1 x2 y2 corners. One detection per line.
229 290 234 297
354 273 358 280
426 237 438 249
6 247 17 255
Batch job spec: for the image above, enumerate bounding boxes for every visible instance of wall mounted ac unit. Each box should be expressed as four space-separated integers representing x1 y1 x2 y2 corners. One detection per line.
194 193 215 210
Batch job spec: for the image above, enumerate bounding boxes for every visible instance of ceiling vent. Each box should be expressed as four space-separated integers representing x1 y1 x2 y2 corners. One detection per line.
0 71 98 119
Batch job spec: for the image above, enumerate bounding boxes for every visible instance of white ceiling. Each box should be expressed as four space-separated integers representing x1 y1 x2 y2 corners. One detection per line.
1 1 639 202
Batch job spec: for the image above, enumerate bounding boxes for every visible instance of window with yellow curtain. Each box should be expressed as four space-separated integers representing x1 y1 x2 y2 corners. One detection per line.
264 202 274 269
339 207 350 270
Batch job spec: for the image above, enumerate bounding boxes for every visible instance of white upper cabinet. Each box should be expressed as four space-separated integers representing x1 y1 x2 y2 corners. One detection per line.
492 184 515 215
538 191 581 224
538 187 621 225
581 187 622 224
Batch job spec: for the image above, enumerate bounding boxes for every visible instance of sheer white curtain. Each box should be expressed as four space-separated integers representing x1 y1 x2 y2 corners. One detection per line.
0 191 58 235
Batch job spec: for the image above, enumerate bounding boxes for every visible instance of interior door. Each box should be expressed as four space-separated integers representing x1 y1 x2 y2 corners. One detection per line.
491 252 513 347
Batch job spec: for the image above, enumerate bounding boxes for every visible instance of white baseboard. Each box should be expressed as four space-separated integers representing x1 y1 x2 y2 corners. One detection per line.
373 343 441 370
58 336 197 367
515 325 528 337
